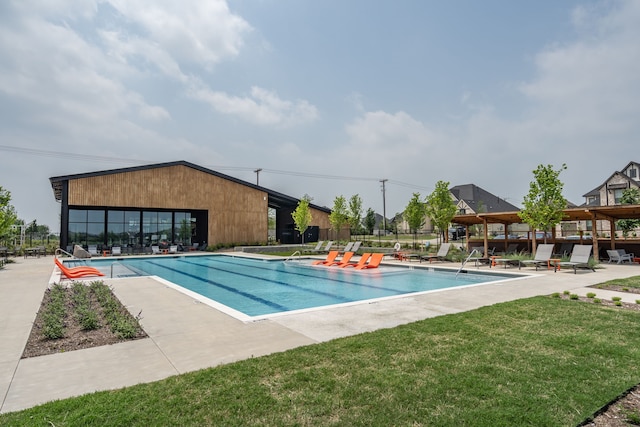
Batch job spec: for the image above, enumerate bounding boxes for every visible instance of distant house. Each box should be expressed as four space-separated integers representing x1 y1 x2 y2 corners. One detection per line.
395 184 520 235
582 161 640 207
578 161 640 237
450 184 519 215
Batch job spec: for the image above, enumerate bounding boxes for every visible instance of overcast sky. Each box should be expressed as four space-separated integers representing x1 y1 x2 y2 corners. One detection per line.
1 0 639 231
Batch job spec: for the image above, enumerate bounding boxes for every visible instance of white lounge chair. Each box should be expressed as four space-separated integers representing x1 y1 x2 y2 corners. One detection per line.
555 245 595 274
111 246 122 256
88 245 99 256
168 245 178 254
519 244 554 270
420 243 451 263
607 249 634 264
151 245 161 255
351 241 362 253
303 241 324 253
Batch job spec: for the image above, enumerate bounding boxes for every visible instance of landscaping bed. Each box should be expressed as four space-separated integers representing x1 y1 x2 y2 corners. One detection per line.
22 281 147 358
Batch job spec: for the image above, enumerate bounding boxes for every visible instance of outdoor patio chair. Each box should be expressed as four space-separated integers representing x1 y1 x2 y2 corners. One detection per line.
303 241 324 253
88 245 99 256
606 249 634 264
520 244 554 270
326 252 354 267
355 252 384 270
420 243 451 263
312 251 339 265
168 245 178 254
151 245 161 255
340 253 371 268
555 245 595 274
111 246 122 256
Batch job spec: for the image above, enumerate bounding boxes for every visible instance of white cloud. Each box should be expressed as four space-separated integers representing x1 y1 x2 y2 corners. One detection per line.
105 0 252 69
189 84 319 127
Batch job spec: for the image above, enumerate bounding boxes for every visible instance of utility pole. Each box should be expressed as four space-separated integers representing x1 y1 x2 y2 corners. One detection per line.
254 168 262 186
380 179 388 237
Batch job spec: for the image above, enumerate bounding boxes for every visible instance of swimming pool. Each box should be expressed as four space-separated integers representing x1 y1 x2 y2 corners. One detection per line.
73 255 526 320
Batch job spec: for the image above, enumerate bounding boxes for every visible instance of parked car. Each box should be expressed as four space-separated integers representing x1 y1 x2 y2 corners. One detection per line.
492 234 519 240
448 226 466 240
519 232 552 240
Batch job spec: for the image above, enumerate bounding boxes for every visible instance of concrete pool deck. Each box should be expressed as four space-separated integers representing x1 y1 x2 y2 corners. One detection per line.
1 253 639 413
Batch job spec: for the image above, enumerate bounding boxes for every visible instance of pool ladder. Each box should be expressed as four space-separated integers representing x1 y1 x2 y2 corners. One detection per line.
284 250 302 262
456 248 480 278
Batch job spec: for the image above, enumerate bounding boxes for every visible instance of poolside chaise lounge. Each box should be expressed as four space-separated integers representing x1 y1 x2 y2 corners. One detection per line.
326 252 354 267
303 241 324 253
312 251 339 266
607 249 634 264
555 244 595 274
355 252 384 270
340 253 371 268
420 243 451 263
151 245 161 255
351 241 362 253
54 257 104 279
168 245 178 254
340 241 354 254
519 244 554 270
111 246 122 256
88 245 99 257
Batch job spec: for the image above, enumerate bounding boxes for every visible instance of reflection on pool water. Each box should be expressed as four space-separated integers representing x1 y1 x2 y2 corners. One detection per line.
71 255 526 320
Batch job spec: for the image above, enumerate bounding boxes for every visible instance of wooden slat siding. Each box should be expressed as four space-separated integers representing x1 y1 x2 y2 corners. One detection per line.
310 207 331 229
67 165 268 245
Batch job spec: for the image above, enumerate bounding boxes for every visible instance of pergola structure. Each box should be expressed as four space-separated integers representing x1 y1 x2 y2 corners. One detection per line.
452 205 640 261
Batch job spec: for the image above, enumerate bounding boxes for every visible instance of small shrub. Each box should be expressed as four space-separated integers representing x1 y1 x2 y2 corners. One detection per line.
593 298 601 304
622 287 629 292
550 292 560 298
569 294 579 300
615 301 623 307
612 296 622 302
586 292 596 298
635 299 640 305
563 290 571 295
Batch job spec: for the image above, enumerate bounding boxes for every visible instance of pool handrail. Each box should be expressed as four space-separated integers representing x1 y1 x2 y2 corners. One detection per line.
55 247 76 258
456 248 480 278
284 250 302 262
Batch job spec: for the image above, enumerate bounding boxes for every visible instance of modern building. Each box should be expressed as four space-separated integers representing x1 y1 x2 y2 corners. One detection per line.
50 161 331 251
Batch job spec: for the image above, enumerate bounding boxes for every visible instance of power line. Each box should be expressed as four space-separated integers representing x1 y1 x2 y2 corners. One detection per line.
0 144 432 192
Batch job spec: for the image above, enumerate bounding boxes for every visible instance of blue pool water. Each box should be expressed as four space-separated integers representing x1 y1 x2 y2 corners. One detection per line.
73 255 521 318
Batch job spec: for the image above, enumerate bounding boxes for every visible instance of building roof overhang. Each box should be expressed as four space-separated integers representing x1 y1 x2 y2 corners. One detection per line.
452 205 640 226
49 161 331 213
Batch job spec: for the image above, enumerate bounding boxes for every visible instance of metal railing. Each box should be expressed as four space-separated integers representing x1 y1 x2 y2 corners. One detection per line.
456 248 480 278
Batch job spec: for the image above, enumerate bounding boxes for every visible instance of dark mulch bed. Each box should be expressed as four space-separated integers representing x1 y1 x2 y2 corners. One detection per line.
22 283 147 359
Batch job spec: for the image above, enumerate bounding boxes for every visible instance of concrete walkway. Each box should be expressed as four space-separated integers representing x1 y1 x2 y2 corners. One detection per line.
1 254 639 413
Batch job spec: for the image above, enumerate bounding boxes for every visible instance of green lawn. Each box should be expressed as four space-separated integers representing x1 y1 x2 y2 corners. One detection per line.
2 296 640 426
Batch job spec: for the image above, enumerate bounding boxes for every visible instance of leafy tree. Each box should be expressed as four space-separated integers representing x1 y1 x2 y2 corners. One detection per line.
0 186 18 241
616 188 640 237
364 208 376 236
404 192 426 248
291 195 313 244
518 164 567 248
425 181 457 243
348 194 363 238
329 195 348 241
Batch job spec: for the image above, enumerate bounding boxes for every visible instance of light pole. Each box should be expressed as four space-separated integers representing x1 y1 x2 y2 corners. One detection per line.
254 168 262 186
380 179 387 238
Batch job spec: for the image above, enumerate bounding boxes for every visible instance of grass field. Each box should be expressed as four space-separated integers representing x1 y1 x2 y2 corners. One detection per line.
1 295 640 426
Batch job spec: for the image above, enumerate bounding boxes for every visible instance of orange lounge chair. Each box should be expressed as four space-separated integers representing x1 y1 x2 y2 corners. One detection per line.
55 258 104 278
355 252 384 270
312 251 339 265
340 253 371 268
327 252 355 267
